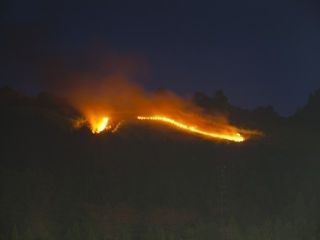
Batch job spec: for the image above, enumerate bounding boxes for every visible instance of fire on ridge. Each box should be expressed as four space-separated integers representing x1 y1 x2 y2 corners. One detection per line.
66 77 255 142
83 114 245 142
137 115 245 142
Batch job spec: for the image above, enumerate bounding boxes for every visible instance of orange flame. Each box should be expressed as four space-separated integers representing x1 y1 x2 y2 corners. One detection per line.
137 115 245 142
90 116 110 134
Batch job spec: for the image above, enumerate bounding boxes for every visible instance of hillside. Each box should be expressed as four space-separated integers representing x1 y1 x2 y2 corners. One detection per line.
1 87 320 239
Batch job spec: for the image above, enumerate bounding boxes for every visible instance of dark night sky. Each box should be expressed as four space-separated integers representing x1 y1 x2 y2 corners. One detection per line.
1 0 320 115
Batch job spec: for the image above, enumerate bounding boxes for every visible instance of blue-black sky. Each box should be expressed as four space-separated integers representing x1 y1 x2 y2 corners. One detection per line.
1 0 320 115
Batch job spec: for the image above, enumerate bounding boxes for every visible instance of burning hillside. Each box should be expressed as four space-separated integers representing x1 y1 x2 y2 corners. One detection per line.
62 76 253 142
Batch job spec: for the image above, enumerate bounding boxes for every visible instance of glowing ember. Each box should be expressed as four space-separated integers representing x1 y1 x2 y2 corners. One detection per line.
112 120 124 133
90 116 110 134
137 115 245 142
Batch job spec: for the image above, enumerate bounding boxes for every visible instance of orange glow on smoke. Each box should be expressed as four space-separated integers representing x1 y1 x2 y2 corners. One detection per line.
137 115 245 142
65 76 256 142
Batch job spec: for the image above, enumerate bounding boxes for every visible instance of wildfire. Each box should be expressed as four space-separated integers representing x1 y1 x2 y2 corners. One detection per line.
137 115 245 142
90 116 110 134
66 77 255 142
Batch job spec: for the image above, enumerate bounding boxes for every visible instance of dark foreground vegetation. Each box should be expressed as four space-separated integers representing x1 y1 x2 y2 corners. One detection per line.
1 86 320 239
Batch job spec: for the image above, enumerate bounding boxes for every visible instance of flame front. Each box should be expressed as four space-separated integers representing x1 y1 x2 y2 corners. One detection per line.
137 115 245 142
66 77 254 142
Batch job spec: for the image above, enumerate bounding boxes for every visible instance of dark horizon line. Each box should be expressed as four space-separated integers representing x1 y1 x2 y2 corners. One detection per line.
1 84 319 119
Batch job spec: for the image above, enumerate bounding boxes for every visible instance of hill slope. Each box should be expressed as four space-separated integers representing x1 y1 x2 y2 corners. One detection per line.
0 87 320 239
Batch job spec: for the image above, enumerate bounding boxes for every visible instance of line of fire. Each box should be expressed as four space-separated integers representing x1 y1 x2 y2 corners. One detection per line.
73 112 256 143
